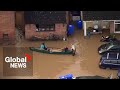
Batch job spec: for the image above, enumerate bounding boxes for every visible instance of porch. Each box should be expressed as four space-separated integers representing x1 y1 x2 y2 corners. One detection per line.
83 20 120 37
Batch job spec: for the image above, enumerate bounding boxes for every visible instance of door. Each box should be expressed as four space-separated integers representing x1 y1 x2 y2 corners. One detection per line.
115 24 120 33
15 11 25 36
114 21 120 33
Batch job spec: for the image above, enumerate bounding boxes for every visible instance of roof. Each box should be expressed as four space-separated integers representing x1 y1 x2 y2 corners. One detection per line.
82 11 120 21
24 11 66 27
71 11 80 16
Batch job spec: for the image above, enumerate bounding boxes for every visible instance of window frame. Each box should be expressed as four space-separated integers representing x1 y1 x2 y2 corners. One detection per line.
35 24 55 32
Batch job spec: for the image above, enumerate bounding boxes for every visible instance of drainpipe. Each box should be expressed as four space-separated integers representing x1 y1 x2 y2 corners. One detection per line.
83 21 87 37
80 11 83 21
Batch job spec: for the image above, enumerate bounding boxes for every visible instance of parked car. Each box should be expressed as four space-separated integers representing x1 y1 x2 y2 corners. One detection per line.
117 69 120 79
99 52 120 69
98 41 120 54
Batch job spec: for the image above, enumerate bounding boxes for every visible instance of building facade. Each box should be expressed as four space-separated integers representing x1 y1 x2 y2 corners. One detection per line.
24 11 69 40
82 11 120 36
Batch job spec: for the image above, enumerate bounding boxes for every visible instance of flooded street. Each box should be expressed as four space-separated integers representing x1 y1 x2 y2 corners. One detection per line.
0 29 118 79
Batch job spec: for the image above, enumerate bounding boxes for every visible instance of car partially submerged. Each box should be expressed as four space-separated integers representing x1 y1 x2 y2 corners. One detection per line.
99 52 120 69
98 41 120 54
117 69 120 79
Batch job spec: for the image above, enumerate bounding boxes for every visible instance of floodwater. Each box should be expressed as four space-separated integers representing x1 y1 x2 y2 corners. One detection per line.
0 28 118 79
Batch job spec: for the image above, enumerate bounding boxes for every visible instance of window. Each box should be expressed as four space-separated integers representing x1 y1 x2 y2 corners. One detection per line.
115 21 120 33
115 24 120 32
110 46 118 51
3 33 8 38
109 53 117 59
115 21 120 23
3 33 9 41
35 24 55 32
107 44 114 50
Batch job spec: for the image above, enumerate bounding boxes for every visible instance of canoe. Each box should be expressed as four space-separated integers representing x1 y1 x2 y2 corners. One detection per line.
29 47 75 55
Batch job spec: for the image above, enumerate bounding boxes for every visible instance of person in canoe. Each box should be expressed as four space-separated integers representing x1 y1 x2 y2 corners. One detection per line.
40 43 48 50
62 47 69 52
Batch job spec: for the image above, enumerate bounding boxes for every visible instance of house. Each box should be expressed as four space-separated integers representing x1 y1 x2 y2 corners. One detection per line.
24 11 69 40
81 11 120 37
0 11 15 44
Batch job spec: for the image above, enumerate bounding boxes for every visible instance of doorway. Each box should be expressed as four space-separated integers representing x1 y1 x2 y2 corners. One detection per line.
114 21 120 33
15 11 25 37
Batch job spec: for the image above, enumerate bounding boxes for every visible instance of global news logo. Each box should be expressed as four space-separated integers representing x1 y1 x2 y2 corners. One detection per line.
4 54 31 68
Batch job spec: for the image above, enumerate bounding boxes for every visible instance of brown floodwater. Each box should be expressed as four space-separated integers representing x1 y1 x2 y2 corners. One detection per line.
0 29 118 79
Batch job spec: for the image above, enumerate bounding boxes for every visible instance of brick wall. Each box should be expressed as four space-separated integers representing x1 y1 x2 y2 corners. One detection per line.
110 21 114 33
0 11 15 44
25 23 67 40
